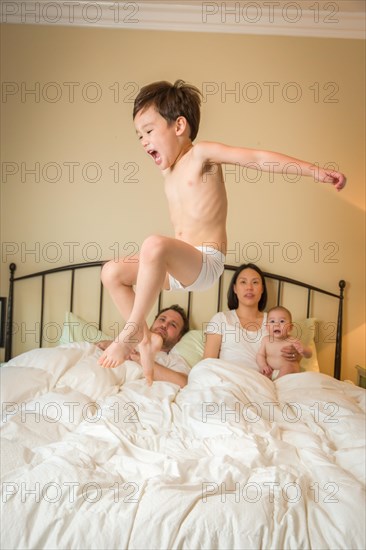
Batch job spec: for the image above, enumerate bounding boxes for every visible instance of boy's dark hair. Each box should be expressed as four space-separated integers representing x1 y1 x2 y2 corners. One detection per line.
227 263 268 311
155 304 190 337
133 79 202 141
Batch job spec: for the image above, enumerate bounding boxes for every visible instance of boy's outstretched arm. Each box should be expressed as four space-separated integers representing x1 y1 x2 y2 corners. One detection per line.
194 141 346 191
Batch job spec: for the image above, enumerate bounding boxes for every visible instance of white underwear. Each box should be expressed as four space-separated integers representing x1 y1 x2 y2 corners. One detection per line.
168 246 226 292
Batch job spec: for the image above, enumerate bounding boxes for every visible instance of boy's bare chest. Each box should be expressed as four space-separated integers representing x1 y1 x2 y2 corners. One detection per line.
164 177 198 201
164 161 223 200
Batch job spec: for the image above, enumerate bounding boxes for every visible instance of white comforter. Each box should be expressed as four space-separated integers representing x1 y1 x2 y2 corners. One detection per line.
1 342 365 550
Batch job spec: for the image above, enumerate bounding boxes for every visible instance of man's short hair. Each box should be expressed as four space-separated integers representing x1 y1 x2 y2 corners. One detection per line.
133 79 202 141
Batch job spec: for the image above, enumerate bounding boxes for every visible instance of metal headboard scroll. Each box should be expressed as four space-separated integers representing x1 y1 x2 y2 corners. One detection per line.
5 262 345 379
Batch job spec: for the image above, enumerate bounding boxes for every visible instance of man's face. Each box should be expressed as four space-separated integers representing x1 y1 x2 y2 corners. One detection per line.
151 309 184 351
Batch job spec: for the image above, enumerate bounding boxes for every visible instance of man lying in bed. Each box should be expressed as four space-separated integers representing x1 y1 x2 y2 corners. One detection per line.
97 305 190 388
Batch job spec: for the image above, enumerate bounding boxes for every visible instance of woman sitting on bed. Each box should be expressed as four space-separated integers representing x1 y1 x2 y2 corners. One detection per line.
203 263 299 375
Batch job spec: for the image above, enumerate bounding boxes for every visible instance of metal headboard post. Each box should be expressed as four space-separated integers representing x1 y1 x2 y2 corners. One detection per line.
39 275 45 348
334 280 346 380
70 269 75 312
98 281 104 330
276 281 282 306
4 263 16 362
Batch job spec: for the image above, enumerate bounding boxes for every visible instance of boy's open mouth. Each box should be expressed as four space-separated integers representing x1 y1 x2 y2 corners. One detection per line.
148 149 162 165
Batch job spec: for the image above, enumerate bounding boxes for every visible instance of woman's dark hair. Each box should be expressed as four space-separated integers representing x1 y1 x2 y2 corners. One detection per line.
133 79 202 141
227 263 268 311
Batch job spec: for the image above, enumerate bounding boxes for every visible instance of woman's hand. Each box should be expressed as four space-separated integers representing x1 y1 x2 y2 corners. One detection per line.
281 344 301 362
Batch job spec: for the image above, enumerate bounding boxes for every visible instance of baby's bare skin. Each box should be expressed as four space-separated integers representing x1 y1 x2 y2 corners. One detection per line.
261 337 302 371
257 308 312 379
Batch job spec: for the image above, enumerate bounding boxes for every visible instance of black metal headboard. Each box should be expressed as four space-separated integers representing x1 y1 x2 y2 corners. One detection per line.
4 262 345 379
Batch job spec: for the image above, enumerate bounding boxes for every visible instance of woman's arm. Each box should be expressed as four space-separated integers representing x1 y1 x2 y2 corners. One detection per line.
203 333 222 359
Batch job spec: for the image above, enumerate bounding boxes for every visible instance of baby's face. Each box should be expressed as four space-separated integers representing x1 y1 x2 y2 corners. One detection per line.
134 106 177 170
267 311 292 339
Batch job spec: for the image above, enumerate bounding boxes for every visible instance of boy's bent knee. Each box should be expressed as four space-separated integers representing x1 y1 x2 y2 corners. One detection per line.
101 258 138 287
101 260 117 286
141 235 168 260
101 259 127 286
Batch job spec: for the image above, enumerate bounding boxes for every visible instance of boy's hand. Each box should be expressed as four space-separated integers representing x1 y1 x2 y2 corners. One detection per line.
292 340 305 356
261 364 273 377
292 339 312 359
316 168 347 191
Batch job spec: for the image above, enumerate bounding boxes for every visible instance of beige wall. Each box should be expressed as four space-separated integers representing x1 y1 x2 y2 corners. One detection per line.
1 24 365 381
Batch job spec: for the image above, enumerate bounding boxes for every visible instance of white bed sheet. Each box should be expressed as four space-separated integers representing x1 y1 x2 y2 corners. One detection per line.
1 342 365 550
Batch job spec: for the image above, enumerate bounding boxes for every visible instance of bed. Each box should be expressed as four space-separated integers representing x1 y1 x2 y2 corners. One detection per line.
1 262 365 550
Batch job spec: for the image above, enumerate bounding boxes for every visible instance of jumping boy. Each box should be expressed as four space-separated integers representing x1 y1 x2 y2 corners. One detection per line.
98 79 346 383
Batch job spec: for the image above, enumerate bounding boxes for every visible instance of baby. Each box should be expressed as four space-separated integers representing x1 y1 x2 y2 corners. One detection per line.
256 306 312 379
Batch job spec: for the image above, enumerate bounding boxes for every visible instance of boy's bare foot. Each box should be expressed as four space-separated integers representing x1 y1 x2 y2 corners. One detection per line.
139 331 163 386
98 322 142 369
96 340 112 351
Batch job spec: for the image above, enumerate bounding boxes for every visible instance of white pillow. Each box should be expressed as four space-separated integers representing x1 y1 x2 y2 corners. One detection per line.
290 317 319 372
59 312 110 345
172 330 204 368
